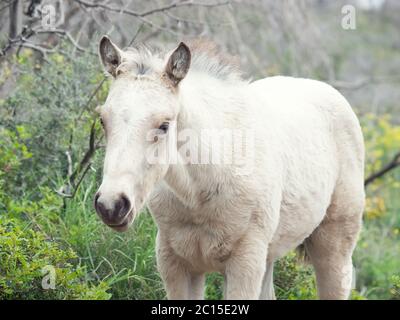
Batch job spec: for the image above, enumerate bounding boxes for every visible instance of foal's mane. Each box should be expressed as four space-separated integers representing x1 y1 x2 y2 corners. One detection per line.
123 39 245 83
184 39 244 83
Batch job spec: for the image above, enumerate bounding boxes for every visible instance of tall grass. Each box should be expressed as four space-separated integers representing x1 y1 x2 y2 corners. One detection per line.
56 178 165 299
354 186 400 299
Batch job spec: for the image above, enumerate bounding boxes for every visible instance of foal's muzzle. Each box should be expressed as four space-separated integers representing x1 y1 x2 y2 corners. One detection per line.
94 192 133 232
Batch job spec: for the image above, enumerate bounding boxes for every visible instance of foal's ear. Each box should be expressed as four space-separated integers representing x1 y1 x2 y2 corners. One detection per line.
99 36 122 77
165 42 191 86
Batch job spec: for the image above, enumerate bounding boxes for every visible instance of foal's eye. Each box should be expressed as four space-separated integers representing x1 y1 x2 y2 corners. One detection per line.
158 122 169 134
99 117 105 128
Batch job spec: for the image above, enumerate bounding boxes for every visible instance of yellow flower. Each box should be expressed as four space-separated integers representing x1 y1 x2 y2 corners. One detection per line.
365 196 386 220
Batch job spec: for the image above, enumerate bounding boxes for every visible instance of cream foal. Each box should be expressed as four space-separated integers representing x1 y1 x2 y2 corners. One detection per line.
94 37 365 300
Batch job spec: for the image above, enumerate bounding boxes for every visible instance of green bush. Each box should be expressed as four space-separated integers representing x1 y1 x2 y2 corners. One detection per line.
0 47 106 194
390 275 400 300
0 125 110 300
0 216 111 300
0 126 32 200
274 252 317 300
205 252 318 300
353 114 400 299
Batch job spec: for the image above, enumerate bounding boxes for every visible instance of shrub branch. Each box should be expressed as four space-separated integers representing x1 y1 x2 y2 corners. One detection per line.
365 152 400 187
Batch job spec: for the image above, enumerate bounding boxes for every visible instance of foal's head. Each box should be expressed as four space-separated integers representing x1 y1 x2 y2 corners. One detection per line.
94 36 191 232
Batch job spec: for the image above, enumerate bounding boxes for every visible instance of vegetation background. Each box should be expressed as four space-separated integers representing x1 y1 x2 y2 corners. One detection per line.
0 0 399 300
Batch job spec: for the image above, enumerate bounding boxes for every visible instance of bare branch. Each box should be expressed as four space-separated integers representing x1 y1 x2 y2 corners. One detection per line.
330 75 400 90
365 152 400 187
56 120 103 198
0 0 16 14
127 22 145 46
138 0 230 17
16 41 54 62
69 120 99 185
330 78 371 90
35 28 96 55
73 0 230 18
73 0 230 35
1 29 53 59
162 10 230 27
1 0 231 60
65 150 73 177
73 0 178 35
77 78 106 121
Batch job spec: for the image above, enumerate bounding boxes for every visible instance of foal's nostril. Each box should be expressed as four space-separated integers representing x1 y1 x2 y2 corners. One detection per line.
114 194 131 219
95 196 109 219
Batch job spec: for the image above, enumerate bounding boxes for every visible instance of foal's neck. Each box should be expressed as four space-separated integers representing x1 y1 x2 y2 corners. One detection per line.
163 73 247 208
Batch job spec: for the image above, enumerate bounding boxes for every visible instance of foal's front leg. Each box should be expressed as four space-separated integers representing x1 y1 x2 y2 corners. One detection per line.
158 254 205 299
189 273 205 300
224 231 268 299
156 234 205 299
157 243 191 299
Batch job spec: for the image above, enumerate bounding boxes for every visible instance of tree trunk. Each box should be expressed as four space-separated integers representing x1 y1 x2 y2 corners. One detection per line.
9 0 23 39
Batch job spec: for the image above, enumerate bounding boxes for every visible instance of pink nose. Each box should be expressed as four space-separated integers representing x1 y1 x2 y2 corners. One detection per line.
94 192 131 226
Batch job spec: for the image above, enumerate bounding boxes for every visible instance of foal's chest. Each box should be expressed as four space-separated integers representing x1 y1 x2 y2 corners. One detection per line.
149 181 254 272
167 218 236 272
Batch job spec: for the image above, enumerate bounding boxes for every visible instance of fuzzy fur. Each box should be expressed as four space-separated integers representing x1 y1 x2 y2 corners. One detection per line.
96 38 365 300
